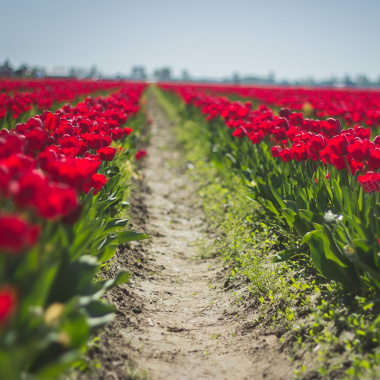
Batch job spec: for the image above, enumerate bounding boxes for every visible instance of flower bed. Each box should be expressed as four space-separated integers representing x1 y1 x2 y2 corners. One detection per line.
161 83 380 294
0 83 149 379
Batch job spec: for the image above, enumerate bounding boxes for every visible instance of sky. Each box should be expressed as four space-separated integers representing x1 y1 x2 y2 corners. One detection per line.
0 0 379 81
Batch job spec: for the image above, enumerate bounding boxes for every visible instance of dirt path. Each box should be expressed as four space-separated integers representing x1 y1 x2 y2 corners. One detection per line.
82 90 294 380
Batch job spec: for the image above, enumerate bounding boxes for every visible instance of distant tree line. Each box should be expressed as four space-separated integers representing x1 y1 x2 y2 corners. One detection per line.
1 59 380 88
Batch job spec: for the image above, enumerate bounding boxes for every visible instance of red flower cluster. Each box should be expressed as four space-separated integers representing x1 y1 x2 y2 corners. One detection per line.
161 83 380 194
135 149 147 160
0 83 146 254
0 79 121 120
165 83 380 127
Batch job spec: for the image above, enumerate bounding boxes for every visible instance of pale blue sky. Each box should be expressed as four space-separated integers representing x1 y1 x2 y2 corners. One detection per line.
0 0 379 80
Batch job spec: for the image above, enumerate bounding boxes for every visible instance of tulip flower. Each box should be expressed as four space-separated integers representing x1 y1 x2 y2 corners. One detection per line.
135 149 147 160
97 147 117 161
0 215 40 254
0 286 17 326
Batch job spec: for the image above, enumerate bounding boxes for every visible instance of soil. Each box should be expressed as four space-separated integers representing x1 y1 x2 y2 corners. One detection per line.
79 90 295 380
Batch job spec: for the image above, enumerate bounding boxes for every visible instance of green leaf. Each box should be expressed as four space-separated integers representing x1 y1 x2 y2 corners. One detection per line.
332 178 343 209
298 209 324 225
341 186 353 218
60 312 90 348
349 239 378 270
77 271 131 310
118 230 151 244
47 256 100 304
269 184 286 209
35 350 81 380
320 169 333 202
301 231 314 245
104 173 121 192
344 215 368 239
293 215 310 237
97 243 119 262
268 172 282 190
282 208 296 229
103 218 129 233
85 300 115 328
70 222 100 259
283 200 298 213
97 234 118 252
257 197 280 217
282 208 309 237
312 223 323 231
294 185 308 209
273 247 304 262
103 270 131 290
95 194 119 212
225 153 237 165
307 229 358 288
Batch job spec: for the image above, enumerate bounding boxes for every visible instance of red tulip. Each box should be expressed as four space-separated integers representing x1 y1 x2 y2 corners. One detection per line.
374 136 380 147
348 159 364 175
308 134 326 154
0 133 25 159
358 172 380 193
248 133 263 144
321 118 341 139
0 286 17 326
232 128 245 139
84 173 108 195
110 127 124 140
292 142 309 162
279 108 291 119
354 125 371 140
123 127 133 136
367 148 380 171
330 153 347 171
0 215 40 254
97 147 117 161
135 149 147 160
289 112 304 126
38 185 79 220
271 146 281 158
329 135 349 156
347 139 372 162
43 111 59 132
9 170 48 210
280 148 293 162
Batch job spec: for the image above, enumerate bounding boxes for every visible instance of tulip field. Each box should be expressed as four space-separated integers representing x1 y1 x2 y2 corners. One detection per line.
2 78 380 378
0 79 149 379
160 83 380 293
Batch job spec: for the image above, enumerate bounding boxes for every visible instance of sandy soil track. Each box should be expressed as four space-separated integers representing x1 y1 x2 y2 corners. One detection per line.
81 90 293 380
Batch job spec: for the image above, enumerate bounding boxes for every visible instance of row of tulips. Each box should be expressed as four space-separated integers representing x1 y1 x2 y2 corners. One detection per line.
0 82 149 379
165 82 380 129
161 83 380 294
0 79 122 121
